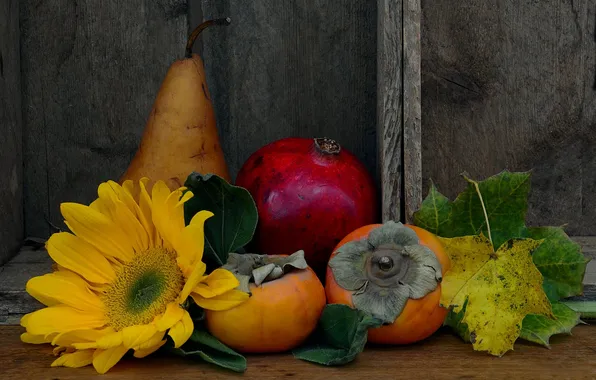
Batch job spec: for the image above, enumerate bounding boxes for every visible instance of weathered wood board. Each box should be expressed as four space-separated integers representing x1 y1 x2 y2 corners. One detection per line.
420 1 596 234
197 1 378 186
20 0 190 238
0 0 23 265
377 0 404 223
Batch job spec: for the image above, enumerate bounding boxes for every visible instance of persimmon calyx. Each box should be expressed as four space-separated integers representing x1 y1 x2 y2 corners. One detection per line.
222 250 308 292
329 221 443 324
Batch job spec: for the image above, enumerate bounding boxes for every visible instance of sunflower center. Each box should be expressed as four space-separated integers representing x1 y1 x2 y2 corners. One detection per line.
102 248 184 331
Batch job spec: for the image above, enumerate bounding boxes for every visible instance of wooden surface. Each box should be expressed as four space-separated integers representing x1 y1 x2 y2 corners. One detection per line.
1 325 595 379
420 0 596 235
20 0 189 238
3 237 595 325
198 1 378 186
0 0 23 265
377 0 403 222
402 0 422 223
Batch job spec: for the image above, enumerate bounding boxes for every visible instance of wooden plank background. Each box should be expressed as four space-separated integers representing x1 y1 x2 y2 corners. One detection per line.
197 0 378 192
420 0 596 235
20 0 190 238
0 0 23 265
377 0 403 222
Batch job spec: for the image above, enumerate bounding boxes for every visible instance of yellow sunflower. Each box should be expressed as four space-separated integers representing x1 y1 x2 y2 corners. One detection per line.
20 178 249 374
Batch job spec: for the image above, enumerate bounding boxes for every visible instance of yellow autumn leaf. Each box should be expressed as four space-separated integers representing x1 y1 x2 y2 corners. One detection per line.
439 234 554 356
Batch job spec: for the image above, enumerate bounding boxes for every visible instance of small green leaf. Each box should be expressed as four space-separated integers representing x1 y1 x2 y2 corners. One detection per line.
413 170 531 251
520 302 582 347
527 227 588 300
410 184 452 237
168 327 247 373
183 173 258 269
292 304 382 366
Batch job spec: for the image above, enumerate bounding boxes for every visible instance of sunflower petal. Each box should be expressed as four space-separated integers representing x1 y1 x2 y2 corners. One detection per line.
54 265 112 293
178 262 207 303
21 332 53 344
97 181 149 253
152 181 188 250
192 268 240 299
120 180 155 248
139 178 159 247
74 331 123 350
175 210 213 271
133 339 166 358
46 232 115 284
121 324 158 349
51 349 94 368
52 327 114 347
60 202 134 262
192 289 250 311
135 330 166 350
23 306 106 336
154 303 185 331
26 272 103 312
92 345 129 374
168 311 193 348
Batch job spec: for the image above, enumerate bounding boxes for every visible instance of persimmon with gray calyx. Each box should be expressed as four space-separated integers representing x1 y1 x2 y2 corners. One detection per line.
325 221 451 345
204 250 326 353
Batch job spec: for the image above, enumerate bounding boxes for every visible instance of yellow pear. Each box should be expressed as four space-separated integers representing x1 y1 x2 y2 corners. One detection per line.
120 18 232 191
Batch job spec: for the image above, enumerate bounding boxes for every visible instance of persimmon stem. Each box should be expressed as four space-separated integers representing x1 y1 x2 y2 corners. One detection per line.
185 17 231 58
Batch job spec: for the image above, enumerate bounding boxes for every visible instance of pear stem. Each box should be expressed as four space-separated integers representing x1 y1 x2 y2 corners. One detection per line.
185 17 231 58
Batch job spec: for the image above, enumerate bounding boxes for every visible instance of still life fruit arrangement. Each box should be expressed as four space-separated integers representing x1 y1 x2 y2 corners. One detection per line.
18 19 590 374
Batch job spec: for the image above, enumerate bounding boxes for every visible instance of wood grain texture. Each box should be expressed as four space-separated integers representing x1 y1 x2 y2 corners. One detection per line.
0 0 23 264
377 0 403 222
197 1 378 183
20 0 189 238
402 0 422 223
420 1 596 234
1 325 595 379
2 237 594 325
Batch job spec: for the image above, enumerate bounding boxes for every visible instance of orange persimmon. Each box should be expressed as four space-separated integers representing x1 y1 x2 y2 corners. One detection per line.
325 221 451 345
205 251 326 353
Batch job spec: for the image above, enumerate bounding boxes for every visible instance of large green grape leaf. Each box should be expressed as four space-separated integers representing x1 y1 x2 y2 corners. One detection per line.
414 171 530 251
413 170 588 349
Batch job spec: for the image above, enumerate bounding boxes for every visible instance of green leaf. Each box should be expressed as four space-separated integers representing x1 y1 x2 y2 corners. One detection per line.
292 304 382 366
183 173 258 269
168 327 247 373
561 299 596 320
527 227 589 301
410 183 453 237
520 302 582 348
413 170 531 250
413 170 589 352
413 171 588 301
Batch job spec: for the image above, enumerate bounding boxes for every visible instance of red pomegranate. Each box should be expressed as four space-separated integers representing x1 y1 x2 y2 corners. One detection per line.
235 137 378 277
